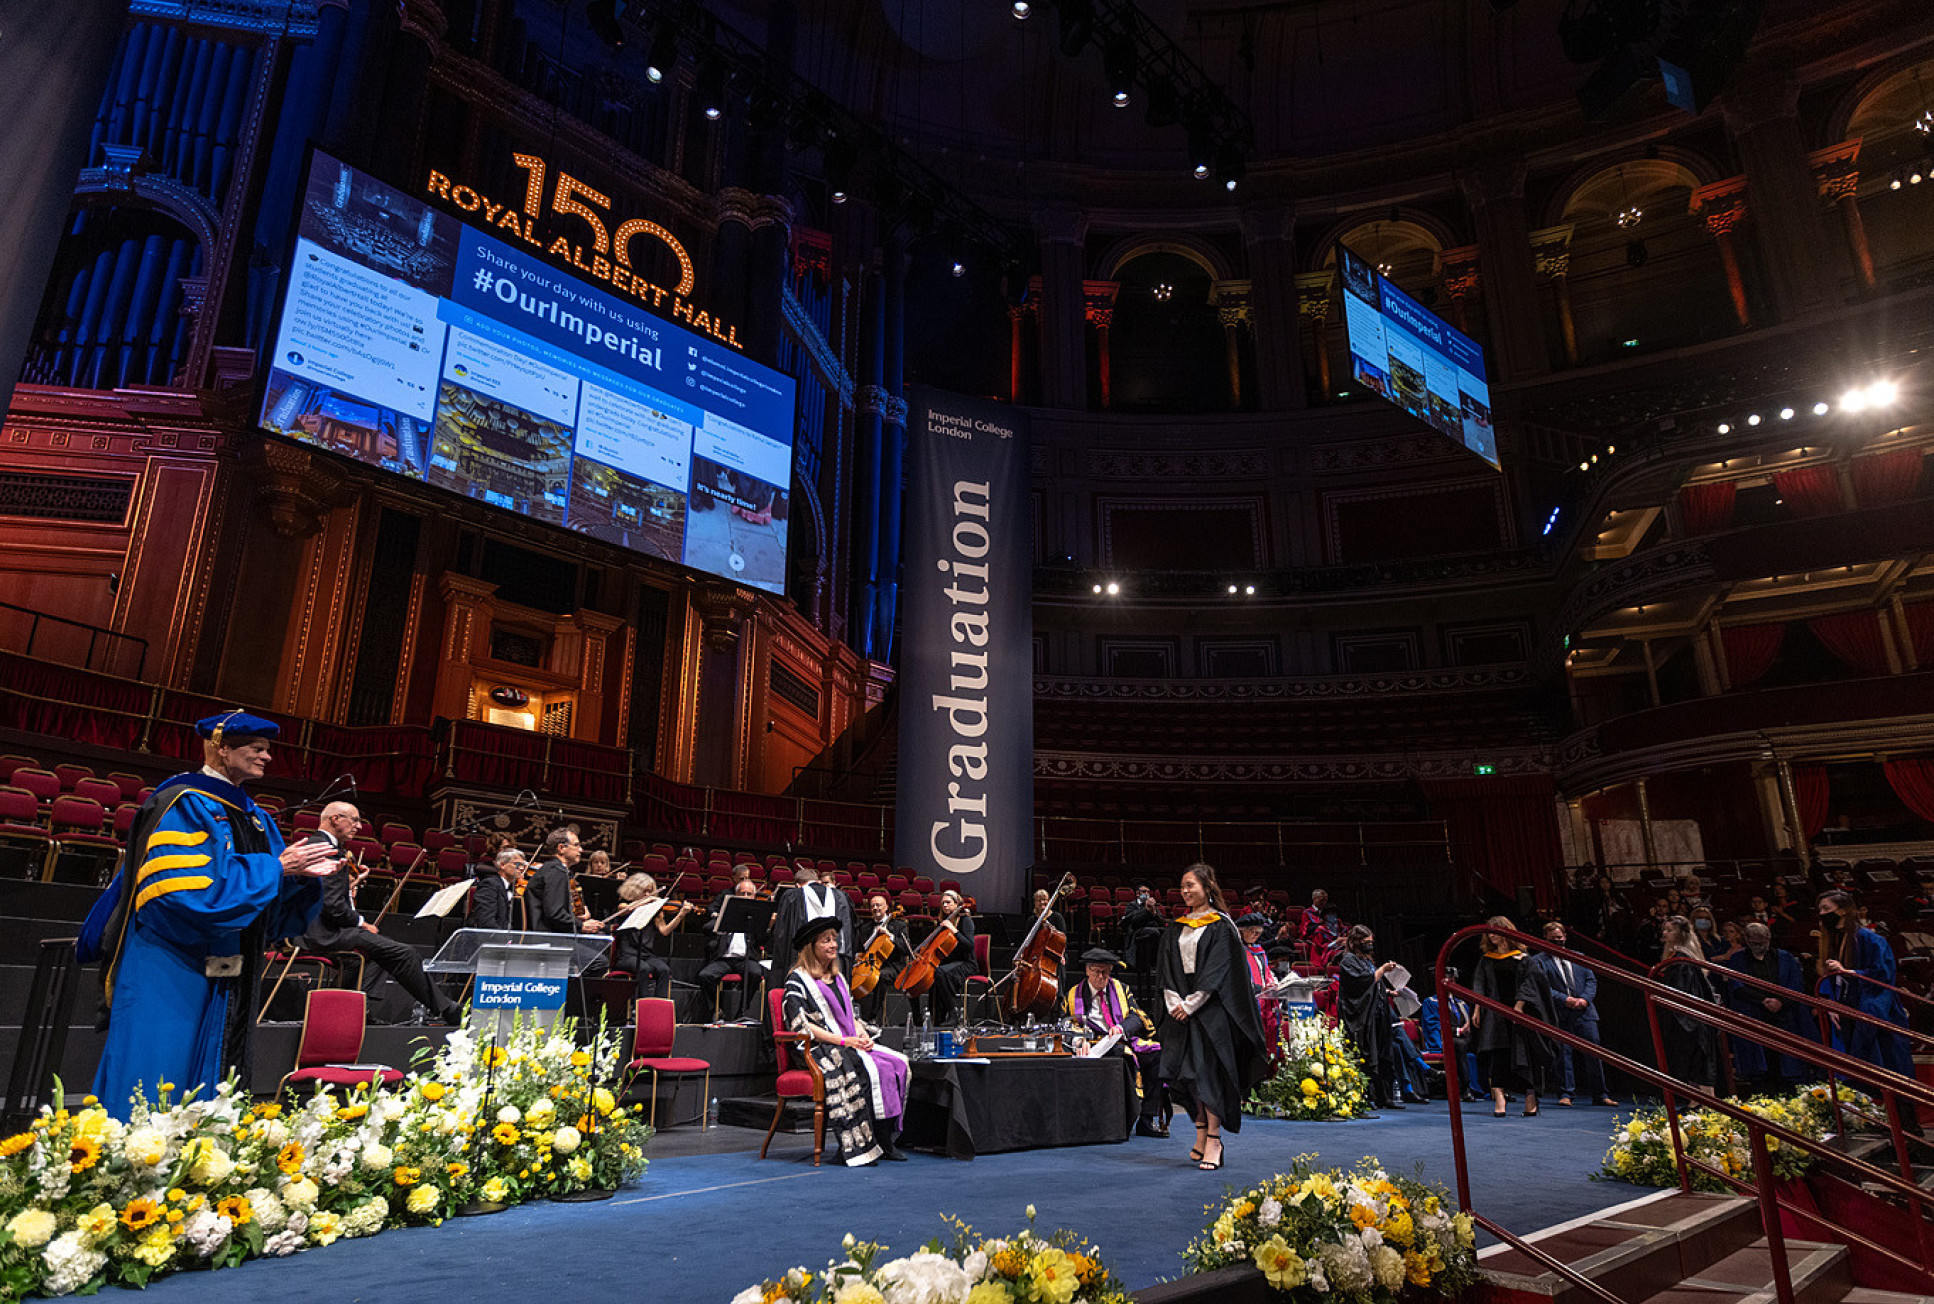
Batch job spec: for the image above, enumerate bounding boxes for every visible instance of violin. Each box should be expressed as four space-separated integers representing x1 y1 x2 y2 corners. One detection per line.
850 907 905 998
1000 873 1074 1020
895 896 974 997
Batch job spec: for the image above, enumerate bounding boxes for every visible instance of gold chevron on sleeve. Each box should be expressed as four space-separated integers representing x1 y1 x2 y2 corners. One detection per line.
136 876 213 910
138 853 213 885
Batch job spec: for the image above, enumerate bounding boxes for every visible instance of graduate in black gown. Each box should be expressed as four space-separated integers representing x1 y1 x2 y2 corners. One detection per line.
1336 925 1404 1110
1156 862 1269 1172
1469 916 1556 1117
1657 915 1722 1090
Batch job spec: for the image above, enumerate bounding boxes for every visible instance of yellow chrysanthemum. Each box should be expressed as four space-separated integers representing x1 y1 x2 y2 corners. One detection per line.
1404 1250 1432 1286
570 1050 591 1067
216 1195 253 1225
337 1103 369 1121
278 1141 305 1174
487 1047 509 1068
121 1197 163 1231
0 1131 35 1157
420 1081 446 1103
993 1244 1028 1279
1026 1248 1080 1304
1349 1202 1379 1229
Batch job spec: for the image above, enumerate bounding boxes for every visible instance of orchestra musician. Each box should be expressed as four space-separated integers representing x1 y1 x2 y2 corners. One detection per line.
610 872 692 1000
1121 883 1165 972
855 891 913 1023
1031 888 1067 937
929 889 977 1026
526 828 603 935
468 847 529 931
1063 947 1169 1138
698 878 766 1020
299 800 461 1024
473 831 517 879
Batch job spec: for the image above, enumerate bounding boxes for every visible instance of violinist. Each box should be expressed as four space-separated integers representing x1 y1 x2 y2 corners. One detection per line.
473 831 517 880
698 878 766 1020
527 829 603 935
929 890 977 1026
769 862 854 975
1062 947 1168 1138
610 873 693 1000
299 801 462 1025
468 847 529 931
855 892 913 1023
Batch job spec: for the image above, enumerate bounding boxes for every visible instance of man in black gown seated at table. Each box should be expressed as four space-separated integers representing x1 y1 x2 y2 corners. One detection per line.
1063 947 1169 1137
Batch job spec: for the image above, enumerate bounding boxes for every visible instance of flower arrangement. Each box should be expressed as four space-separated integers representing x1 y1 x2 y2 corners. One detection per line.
1184 1155 1480 1300
1247 1015 1372 1122
1598 1083 1878 1191
0 1015 650 1299
729 1207 1131 1304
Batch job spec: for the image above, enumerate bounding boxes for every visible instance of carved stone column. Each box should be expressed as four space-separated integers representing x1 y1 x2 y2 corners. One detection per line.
1440 245 1480 335
1723 71 1838 317
1690 180 1753 329
690 582 759 790
1530 224 1578 366
1295 271 1336 397
1033 205 1090 409
1238 206 1306 409
1211 280 1251 409
1007 302 1034 404
1809 140 1873 292
1459 158 1549 380
433 574 500 725
1083 280 1120 409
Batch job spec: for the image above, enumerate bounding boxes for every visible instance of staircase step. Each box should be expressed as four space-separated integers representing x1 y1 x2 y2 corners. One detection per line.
1839 1290 1934 1304
1651 1237 1850 1304
1480 1192 1764 1304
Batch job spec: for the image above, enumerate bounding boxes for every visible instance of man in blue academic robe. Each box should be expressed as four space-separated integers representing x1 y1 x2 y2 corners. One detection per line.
80 711 336 1117
1724 922 1815 1090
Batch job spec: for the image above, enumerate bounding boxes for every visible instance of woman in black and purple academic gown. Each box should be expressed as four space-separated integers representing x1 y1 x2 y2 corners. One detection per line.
783 915 911 1167
1156 862 1269 1172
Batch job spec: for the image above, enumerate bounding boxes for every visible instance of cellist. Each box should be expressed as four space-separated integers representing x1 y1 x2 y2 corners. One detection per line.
929 890 977 1025
855 892 913 1023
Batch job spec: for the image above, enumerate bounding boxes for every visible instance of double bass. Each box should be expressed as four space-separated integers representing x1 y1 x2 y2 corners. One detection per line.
849 906 904 998
1000 873 1075 1019
895 896 974 997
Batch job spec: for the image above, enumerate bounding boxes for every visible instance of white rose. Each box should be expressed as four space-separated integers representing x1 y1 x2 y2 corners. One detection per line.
1257 1198 1283 1228
360 1143 394 1172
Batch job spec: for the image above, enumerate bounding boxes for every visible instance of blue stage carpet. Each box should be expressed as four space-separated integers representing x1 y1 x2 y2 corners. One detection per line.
121 1102 1648 1301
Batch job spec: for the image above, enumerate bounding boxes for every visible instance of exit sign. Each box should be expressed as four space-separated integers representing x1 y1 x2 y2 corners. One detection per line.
1472 763 1497 776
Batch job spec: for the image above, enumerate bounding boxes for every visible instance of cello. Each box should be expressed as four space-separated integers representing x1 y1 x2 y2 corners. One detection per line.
849 906 905 998
895 895 974 997
1000 873 1075 1019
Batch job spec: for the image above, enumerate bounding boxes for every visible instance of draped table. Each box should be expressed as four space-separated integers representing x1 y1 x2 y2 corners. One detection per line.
899 1054 1138 1159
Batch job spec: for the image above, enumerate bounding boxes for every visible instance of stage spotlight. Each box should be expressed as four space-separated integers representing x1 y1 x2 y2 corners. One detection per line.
1228 584 1238 595
1746 413 1761 425
1092 584 1102 594
1104 580 1120 596
1578 461 1589 471
1912 167 1926 185
951 260 966 278
1868 378 1899 406
1891 172 1904 190
1779 407 1794 420
1104 37 1135 109
1840 386 1869 413
1717 422 1730 434
1244 584 1255 595
1011 0 1031 16
1216 140 1246 192
697 58 728 121
645 20 678 84
586 0 624 51
1813 402 1829 415
1606 445 1616 454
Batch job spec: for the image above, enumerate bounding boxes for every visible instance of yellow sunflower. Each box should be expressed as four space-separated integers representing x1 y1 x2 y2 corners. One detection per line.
277 1142 305 1174
0 1132 34 1157
216 1195 253 1225
121 1197 163 1231
70 1136 102 1173
493 1122 521 1145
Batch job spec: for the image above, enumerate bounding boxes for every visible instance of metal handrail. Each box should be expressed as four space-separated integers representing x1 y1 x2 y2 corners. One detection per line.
0 600 148 679
1437 924 1934 1304
1652 953 1934 1052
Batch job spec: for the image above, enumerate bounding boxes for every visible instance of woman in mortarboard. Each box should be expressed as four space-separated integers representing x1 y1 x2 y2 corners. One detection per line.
1156 862 1270 1171
79 711 336 1118
783 915 910 1166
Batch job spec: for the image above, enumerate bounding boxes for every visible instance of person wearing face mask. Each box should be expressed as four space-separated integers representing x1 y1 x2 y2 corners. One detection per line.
1724 922 1813 1092
1814 891 1912 1081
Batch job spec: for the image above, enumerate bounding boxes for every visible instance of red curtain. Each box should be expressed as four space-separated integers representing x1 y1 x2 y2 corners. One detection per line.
1883 758 1934 824
1792 764 1829 838
1904 602 1934 666
1721 622 1785 685
1422 775 1565 909
1678 481 1737 535
1771 464 1844 519
1849 448 1925 508
1808 609 1890 677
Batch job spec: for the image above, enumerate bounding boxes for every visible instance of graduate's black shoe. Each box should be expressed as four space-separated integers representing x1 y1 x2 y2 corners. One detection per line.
1135 1118 1168 1138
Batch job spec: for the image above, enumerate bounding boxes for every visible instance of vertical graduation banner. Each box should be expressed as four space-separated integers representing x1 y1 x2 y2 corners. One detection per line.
895 386 1033 914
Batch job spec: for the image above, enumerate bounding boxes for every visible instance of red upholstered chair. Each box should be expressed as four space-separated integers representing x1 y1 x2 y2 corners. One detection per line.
434 846 472 878
379 821 414 847
10 768 61 806
759 986 825 1165
627 998 710 1130
965 932 994 1004
53 764 94 791
292 810 322 833
46 796 119 884
897 888 925 914
73 778 123 808
0 785 52 875
0 756 38 785
112 802 140 839
421 828 457 854
278 989 403 1095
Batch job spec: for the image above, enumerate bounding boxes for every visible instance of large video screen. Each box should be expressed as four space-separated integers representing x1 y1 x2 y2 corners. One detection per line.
1337 247 1496 469
259 151 796 593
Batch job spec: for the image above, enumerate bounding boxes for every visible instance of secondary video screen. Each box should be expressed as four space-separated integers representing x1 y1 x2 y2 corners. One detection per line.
1338 247 1496 469
260 150 797 593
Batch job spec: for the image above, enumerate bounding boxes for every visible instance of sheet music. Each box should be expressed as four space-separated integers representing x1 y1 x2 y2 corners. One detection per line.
414 880 470 919
618 898 668 931
1384 963 1412 991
